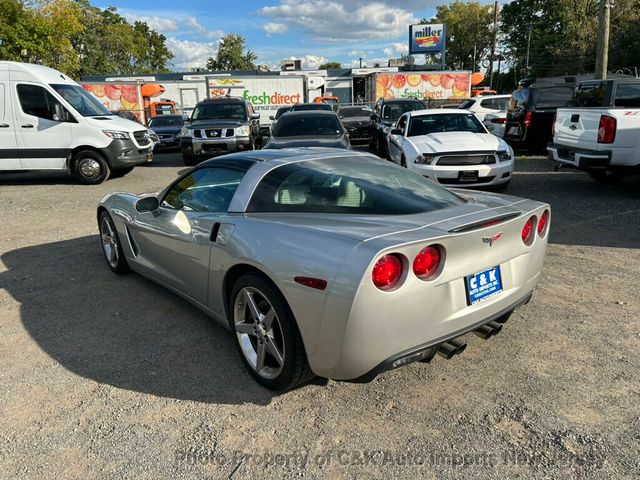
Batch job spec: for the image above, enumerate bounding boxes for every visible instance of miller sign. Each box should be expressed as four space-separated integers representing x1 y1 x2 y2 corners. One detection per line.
409 24 446 54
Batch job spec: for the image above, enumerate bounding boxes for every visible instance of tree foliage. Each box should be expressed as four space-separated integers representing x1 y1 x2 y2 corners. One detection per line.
0 0 174 77
422 1 495 71
206 34 257 71
318 61 341 70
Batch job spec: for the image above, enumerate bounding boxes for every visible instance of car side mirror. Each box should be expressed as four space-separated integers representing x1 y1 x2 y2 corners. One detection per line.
269 115 275 120
251 112 261 120
339 114 344 119
390 128 403 135
135 196 159 213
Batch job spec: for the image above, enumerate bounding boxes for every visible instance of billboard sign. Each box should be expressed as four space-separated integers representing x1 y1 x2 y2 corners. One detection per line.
409 23 446 54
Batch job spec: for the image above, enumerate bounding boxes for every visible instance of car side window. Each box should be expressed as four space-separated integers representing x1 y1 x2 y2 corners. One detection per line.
162 167 245 213
17 84 67 121
480 98 498 110
397 114 409 133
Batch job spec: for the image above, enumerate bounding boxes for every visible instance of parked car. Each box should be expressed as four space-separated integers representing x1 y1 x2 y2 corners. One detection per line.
0 61 151 184
338 106 374 146
387 109 514 189
458 94 510 122
483 111 507 138
180 97 261 166
264 111 350 149
269 106 291 124
290 103 333 112
504 79 574 152
148 114 184 151
369 98 426 157
97 148 550 390
548 78 640 184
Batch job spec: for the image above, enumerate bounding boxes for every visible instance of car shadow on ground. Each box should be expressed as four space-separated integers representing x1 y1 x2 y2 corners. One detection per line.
0 235 278 405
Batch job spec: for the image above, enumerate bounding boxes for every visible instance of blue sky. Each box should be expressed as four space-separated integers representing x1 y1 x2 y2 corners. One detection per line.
92 0 457 70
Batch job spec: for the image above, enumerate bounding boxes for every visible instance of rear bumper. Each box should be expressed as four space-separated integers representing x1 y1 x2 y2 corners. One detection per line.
348 291 533 383
548 144 611 168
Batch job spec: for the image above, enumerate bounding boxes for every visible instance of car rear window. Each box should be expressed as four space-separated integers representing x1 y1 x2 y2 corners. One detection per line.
247 156 465 214
273 114 342 137
573 82 607 107
509 90 529 110
480 97 509 110
614 83 640 107
534 87 573 109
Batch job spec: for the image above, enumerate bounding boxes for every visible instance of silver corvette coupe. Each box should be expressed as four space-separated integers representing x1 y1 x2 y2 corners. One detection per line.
97 148 550 391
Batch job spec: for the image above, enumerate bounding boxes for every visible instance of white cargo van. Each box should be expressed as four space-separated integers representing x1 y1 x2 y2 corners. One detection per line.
0 62 153 184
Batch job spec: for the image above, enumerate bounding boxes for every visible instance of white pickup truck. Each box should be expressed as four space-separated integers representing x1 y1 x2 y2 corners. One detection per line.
548 79 640 184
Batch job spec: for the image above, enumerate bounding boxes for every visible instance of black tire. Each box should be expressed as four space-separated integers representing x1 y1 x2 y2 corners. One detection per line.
587 170 626 185
98 211 130 274
229 273 314 391
182 153 197 166
73 150 110 185
109 166 134 179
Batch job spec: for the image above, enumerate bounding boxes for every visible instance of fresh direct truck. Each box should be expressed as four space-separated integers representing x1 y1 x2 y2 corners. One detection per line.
1 61 153 184
365 71 472 103
548 78 640 184
205 75 307 125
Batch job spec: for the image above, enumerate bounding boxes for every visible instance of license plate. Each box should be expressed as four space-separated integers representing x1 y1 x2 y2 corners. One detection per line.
458 170 479 182
465 266 503 305
146 150 153 161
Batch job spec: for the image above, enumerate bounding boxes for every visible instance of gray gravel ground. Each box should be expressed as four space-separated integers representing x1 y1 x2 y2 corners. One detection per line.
1 152 639 479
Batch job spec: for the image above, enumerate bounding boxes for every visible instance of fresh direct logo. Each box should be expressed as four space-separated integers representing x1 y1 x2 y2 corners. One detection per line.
242 90 301 105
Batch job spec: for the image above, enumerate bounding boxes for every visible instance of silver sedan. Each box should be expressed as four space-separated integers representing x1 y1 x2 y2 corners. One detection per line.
97 148 549 390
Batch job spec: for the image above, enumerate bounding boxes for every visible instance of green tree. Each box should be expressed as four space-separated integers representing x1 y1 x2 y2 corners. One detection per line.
318 61 341 69
422 1 495 71
206 33 257 71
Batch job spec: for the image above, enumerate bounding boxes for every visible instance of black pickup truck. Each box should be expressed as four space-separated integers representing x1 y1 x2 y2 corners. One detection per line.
180 97 262 166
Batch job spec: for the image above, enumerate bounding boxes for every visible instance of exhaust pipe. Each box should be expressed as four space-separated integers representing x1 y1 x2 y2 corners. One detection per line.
474 321 503 340
437 338 467 359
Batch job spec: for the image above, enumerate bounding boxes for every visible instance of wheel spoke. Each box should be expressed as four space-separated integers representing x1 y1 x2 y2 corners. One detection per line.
243 289 261 322
235 322 256 336
256 341 267 371
101 233 111 244
266 339 284 366
263 308 275 330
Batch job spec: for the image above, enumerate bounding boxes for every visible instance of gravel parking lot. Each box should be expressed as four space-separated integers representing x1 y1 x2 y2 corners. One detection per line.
1 152 639 479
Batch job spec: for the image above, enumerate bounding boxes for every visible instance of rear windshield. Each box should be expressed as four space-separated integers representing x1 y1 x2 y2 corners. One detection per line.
480 97 509 111
291 103 332 111
534 87 573 108
408 113 486 136
573 82 607 107
381 102 423 121
273 114 342 137
247 156 465 214
509 90 529 110
614 83 640 107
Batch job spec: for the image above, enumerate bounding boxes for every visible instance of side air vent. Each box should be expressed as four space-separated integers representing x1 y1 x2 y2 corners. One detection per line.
125 225 139 257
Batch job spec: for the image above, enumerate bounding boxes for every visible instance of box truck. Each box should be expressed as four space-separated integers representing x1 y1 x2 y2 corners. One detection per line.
365 71 472 103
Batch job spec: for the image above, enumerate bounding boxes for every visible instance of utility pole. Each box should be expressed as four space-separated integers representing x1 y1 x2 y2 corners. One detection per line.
595 0 612 79
359 57 363 68
488 0 498 89
525 25 532 74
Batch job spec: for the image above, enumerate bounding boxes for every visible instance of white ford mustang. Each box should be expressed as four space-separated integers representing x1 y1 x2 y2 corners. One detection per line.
386 109 515 189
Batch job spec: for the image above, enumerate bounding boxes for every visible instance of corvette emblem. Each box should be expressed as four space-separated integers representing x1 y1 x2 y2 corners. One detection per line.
482 232 503 247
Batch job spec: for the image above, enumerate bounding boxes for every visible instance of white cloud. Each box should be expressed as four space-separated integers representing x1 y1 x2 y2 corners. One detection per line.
285 55 329 69
166 38 218 68
122 14 179 32
263 22 288 34
259 1 417 42
383 42 408 57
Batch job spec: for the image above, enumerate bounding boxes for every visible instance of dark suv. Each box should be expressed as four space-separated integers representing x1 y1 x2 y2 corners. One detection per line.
369 98 426 156
504 78 574 152
181 97 261 166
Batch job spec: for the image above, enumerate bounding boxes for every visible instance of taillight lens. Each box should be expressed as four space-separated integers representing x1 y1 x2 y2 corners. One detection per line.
492 118 506 124
524 111 533 129
521 216 536 244
597 115 616 144
372 254 403 290
537 210 549 236
413 246 441 280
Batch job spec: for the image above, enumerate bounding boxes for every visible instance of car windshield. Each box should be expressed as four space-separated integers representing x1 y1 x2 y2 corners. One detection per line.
291 104 332 111
340 107 372 118
407 113 486 136
247 156 465 214
381 102 422 121
149 117 184 128
273 114 342 137
192 103 246 120
50 84 112 117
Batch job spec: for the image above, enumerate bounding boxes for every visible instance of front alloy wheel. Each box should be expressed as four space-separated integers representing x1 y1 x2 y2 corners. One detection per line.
99 211 130 274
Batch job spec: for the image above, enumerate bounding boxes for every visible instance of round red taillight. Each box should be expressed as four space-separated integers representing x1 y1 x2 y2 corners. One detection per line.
413 246 441 280
372 254 403 290
521 216 536 244
537 210 549 236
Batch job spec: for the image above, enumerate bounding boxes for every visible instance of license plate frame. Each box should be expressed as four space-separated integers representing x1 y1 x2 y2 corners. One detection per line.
465 266 503 305
458 170 479 183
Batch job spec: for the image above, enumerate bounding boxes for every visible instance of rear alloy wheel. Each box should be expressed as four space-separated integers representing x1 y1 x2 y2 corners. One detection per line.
230 274 313 391
74 150 110 185
99 211 130 274
587 170 625 185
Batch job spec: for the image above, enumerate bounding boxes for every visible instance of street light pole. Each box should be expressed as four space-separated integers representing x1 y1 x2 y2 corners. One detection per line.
488 0 498 89
595 0 612 79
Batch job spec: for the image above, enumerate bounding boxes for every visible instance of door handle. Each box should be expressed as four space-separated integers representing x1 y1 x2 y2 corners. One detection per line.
0 123 9 128
21 124 34 128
